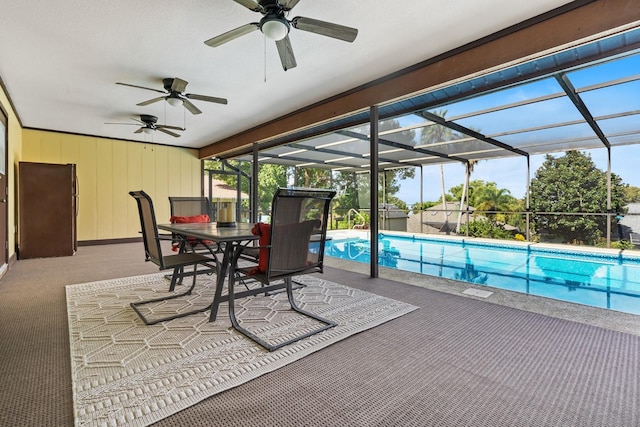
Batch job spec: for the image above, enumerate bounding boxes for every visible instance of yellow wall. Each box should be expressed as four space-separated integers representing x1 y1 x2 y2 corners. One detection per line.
22 129 202 241
0 84 23 261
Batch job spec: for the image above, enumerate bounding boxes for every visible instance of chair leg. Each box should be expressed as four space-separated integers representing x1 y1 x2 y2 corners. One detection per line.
130 263 213 326
227 273 278 351
168 266 181 291
228 275 337 352
285 277 337 333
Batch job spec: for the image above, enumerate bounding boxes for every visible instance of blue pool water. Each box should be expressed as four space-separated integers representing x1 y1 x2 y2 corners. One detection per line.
325 233 640 315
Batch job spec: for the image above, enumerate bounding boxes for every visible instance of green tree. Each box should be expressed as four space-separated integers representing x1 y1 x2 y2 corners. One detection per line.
504 197 526 230
449 180 522 227
623 185 640 204
203 159 251 192
411 200 447 213
204 160 290 216
475 186 512 213
332 118 416 213
294 167 332 188
459 218 513 239
332 171 361 216
530 150 626 244
257 163 289 213
380 169 414 209
203 159 253 218
449 180 499 207
386 195 408 211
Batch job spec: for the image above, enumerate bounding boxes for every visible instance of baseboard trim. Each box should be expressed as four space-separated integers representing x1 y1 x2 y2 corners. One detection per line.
78 237 142 246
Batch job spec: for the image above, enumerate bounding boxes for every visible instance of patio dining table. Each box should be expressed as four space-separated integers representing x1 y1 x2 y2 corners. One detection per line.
157 222 259 322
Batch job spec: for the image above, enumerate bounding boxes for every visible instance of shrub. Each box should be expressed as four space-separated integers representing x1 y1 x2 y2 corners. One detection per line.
460 218 513 239
611 240 634 250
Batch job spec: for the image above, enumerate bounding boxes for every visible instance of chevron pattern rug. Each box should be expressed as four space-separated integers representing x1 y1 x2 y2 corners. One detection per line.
66 273 417 426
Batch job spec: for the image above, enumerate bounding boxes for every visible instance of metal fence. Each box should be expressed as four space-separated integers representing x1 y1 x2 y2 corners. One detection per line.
330 207 639 249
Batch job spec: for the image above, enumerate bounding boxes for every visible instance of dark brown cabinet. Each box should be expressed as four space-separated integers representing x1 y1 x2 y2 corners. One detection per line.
18 162 78 259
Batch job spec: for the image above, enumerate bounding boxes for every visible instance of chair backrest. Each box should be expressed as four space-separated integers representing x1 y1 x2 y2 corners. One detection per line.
267 187 336 277
168 196 213 220
130 190 165 268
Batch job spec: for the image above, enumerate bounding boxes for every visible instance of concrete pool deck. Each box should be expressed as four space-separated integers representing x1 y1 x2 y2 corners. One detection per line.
324 255 640 337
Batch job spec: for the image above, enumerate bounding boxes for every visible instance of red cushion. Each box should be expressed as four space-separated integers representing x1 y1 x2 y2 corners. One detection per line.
250 222 271 274
170 214 210 224
170 214 211 251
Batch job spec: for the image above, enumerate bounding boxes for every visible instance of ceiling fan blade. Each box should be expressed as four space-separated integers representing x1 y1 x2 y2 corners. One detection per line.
156 124 184 131
291 16 358 42
186 93 228 105
170 78 188 93
276 35 297 71
157 128 181 138
115 82 165 94
183 99 203 115
134 128 144 134
204 23 259 47
279 0 301 10
232 0 262 12
137 96 166 106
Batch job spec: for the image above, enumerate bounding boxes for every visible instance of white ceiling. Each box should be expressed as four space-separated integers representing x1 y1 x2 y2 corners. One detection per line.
0 0 573 149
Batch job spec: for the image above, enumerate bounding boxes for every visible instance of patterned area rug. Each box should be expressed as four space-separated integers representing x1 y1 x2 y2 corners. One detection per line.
66 273 418 426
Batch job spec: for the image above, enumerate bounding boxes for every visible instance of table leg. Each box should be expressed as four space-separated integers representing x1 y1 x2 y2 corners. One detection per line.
209 242 233 322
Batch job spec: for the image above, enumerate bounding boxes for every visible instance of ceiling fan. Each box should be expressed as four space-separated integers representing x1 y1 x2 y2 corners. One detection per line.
115 77 227 115
105 114 183 138
204 0 358 71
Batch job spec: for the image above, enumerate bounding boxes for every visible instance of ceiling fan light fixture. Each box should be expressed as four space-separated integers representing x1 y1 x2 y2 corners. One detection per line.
142 127 153 134
261 17 289 41
166 96 183 107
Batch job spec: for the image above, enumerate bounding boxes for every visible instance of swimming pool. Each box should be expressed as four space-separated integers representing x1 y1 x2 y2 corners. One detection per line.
325 232 640 316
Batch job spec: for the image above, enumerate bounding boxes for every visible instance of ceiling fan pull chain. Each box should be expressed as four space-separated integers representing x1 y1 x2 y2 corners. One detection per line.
264 34 267 83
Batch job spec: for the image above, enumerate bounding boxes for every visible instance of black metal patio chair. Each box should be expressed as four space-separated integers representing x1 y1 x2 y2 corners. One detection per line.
129 190 217 325
228 187 337 351
168 196 217 252
169 196 213 219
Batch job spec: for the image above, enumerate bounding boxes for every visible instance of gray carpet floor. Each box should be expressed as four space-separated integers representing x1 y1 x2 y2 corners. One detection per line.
0 242 638 426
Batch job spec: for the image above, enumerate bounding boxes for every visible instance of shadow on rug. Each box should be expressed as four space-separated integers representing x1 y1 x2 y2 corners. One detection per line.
66 273 418 426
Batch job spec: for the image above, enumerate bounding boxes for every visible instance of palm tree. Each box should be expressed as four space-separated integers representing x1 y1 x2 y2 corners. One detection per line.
456 160 476 233
439 163 449 232
420 109 457 233
475 186 513 220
